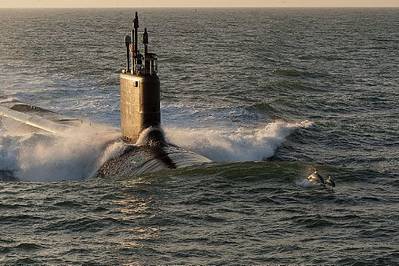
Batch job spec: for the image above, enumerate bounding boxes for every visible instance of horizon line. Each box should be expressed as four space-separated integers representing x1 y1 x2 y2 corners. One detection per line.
0 6 398 9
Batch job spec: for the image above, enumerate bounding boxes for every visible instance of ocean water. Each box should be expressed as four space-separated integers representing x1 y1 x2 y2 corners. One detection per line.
0 8 398 265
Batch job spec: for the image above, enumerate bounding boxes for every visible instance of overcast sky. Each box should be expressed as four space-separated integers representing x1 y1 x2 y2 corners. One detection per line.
1 0 398 8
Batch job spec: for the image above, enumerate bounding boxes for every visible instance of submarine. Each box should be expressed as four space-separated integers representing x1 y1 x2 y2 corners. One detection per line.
96 12 212 178
0 12 211 180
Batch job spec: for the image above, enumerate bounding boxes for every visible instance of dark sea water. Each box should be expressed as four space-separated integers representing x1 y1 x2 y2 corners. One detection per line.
0 8 398 265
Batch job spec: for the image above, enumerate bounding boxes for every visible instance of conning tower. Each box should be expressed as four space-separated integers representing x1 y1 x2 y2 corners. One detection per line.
121 12 160 143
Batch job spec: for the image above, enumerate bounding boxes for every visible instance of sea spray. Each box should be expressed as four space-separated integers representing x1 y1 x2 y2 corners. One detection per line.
91 140 127 178
164 120 313 162
0 121 120 182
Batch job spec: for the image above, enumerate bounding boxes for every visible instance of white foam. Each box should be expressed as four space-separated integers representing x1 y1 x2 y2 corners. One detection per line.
0 121 121 182
164 120 313 162
89 139 128 178
135 126 165 146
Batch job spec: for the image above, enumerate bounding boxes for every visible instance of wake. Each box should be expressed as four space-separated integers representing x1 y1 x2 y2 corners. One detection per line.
165 120 313 162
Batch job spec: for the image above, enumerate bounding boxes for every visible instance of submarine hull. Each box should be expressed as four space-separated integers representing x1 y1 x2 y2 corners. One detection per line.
96 143 211 178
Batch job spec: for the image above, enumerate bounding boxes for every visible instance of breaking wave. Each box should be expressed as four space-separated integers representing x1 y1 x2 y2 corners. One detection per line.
164 120 313 162
0 121 121 182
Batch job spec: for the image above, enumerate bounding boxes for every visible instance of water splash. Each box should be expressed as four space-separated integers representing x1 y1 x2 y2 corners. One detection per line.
164 120 313 162
0 121 120 182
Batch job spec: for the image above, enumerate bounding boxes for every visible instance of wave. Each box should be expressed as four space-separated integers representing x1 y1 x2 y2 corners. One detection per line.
164 120 313 162
0 120 121 182
273 69 328 78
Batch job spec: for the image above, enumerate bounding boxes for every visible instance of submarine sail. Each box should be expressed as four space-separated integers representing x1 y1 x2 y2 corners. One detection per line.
97 12 212 177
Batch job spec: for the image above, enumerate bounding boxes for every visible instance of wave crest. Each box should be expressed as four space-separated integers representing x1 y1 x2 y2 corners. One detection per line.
164 120 313 162
0 121 120 182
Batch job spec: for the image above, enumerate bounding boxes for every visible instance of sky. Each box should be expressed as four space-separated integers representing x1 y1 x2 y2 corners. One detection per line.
0 0 398 8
